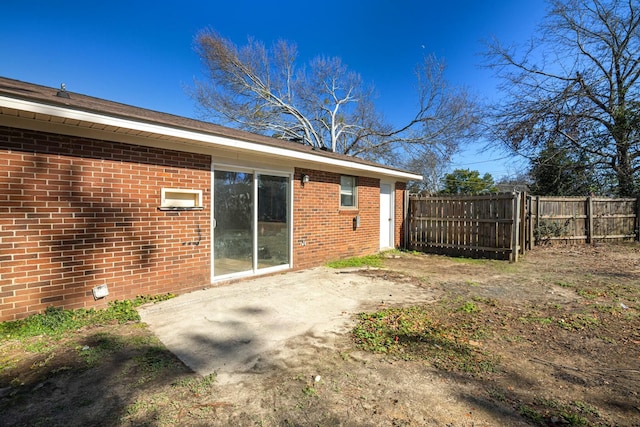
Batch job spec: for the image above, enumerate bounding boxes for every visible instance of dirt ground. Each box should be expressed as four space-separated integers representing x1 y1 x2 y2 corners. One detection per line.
1 243 639 426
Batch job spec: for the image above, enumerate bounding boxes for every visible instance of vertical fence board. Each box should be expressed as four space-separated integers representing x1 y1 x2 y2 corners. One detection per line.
586 197 593 243
520 192 527 255
511 194 519 262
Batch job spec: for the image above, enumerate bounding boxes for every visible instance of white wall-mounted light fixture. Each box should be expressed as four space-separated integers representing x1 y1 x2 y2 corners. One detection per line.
301 174 310 186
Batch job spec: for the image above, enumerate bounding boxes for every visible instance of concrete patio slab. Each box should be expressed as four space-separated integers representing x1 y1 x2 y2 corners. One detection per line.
138 266 434 383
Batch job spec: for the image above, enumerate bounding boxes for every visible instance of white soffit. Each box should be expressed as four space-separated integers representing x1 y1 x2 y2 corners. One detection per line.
0 95 423 181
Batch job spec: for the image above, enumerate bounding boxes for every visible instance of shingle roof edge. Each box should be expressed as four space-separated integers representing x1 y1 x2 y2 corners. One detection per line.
0 76 422 180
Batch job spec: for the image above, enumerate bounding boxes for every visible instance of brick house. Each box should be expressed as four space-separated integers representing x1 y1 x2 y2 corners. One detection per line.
0 77 421 321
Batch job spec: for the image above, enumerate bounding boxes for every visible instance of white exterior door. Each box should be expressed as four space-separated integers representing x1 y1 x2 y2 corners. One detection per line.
379 183 394 249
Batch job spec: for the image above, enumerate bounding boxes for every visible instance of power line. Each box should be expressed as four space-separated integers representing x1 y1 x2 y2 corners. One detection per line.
449 155 515 167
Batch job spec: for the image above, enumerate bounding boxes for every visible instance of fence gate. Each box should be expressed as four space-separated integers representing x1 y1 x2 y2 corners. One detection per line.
407 193 523 261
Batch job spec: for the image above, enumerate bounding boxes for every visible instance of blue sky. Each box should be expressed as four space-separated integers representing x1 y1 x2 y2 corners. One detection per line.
2 0 547 179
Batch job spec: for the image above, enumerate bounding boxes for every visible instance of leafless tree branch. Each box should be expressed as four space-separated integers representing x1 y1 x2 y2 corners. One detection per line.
191 30 481 171
486 0 640 195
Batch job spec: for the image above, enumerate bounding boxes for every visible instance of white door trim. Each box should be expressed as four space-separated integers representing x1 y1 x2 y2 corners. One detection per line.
379 182 395 250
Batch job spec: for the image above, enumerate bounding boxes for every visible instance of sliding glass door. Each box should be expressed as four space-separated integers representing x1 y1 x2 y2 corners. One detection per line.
257 175 289 269
213 171 254 276
213 169 290 278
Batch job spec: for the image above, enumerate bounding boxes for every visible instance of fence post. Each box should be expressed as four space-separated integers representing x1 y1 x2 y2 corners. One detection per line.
535 196 540 247
524 195 533 251
511 192 520 262
520 192 527 255
636 197 640 242
586 196 593 244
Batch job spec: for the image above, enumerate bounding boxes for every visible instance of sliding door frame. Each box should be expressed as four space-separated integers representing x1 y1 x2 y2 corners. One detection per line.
211 162 293 282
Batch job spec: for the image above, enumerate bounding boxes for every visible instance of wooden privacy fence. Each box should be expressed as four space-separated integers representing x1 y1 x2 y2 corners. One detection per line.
527 196 640 245
407 193 525 261
406 193 639 261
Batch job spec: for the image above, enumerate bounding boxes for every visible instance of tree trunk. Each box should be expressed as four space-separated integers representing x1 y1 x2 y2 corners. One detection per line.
615 145 636 196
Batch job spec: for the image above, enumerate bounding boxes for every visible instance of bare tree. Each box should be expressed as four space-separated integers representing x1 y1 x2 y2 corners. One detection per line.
487 0 640 196
192 29 480 167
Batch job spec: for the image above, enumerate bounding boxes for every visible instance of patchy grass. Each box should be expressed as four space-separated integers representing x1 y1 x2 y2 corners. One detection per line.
0 294 197 427
352 305 499 375
77 332 127 367
449 256 488 265
458 301 480 313
0 294 174 342
325 254 384 268
449 255 521 273
172 372 217 396
555 280 575 288
518 397 599 426
352 245 640 426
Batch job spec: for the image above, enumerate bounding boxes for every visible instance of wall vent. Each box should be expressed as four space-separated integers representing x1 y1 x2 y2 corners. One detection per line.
159 188 203 210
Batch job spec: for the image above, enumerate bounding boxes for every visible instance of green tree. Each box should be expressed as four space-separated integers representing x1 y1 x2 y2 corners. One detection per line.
440 169 498 194
529 140 601 195
487 0 640 196
192 30 480 167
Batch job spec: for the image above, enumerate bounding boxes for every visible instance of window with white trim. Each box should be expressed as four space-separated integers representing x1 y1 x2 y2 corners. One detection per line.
340 175 357 208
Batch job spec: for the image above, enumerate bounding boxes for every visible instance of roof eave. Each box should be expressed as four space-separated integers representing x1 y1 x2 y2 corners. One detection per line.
0 94 423 181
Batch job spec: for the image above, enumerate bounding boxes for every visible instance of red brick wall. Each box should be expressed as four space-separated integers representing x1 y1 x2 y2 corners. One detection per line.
0 124 410 321
0 126 211 321
293 168 381 269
